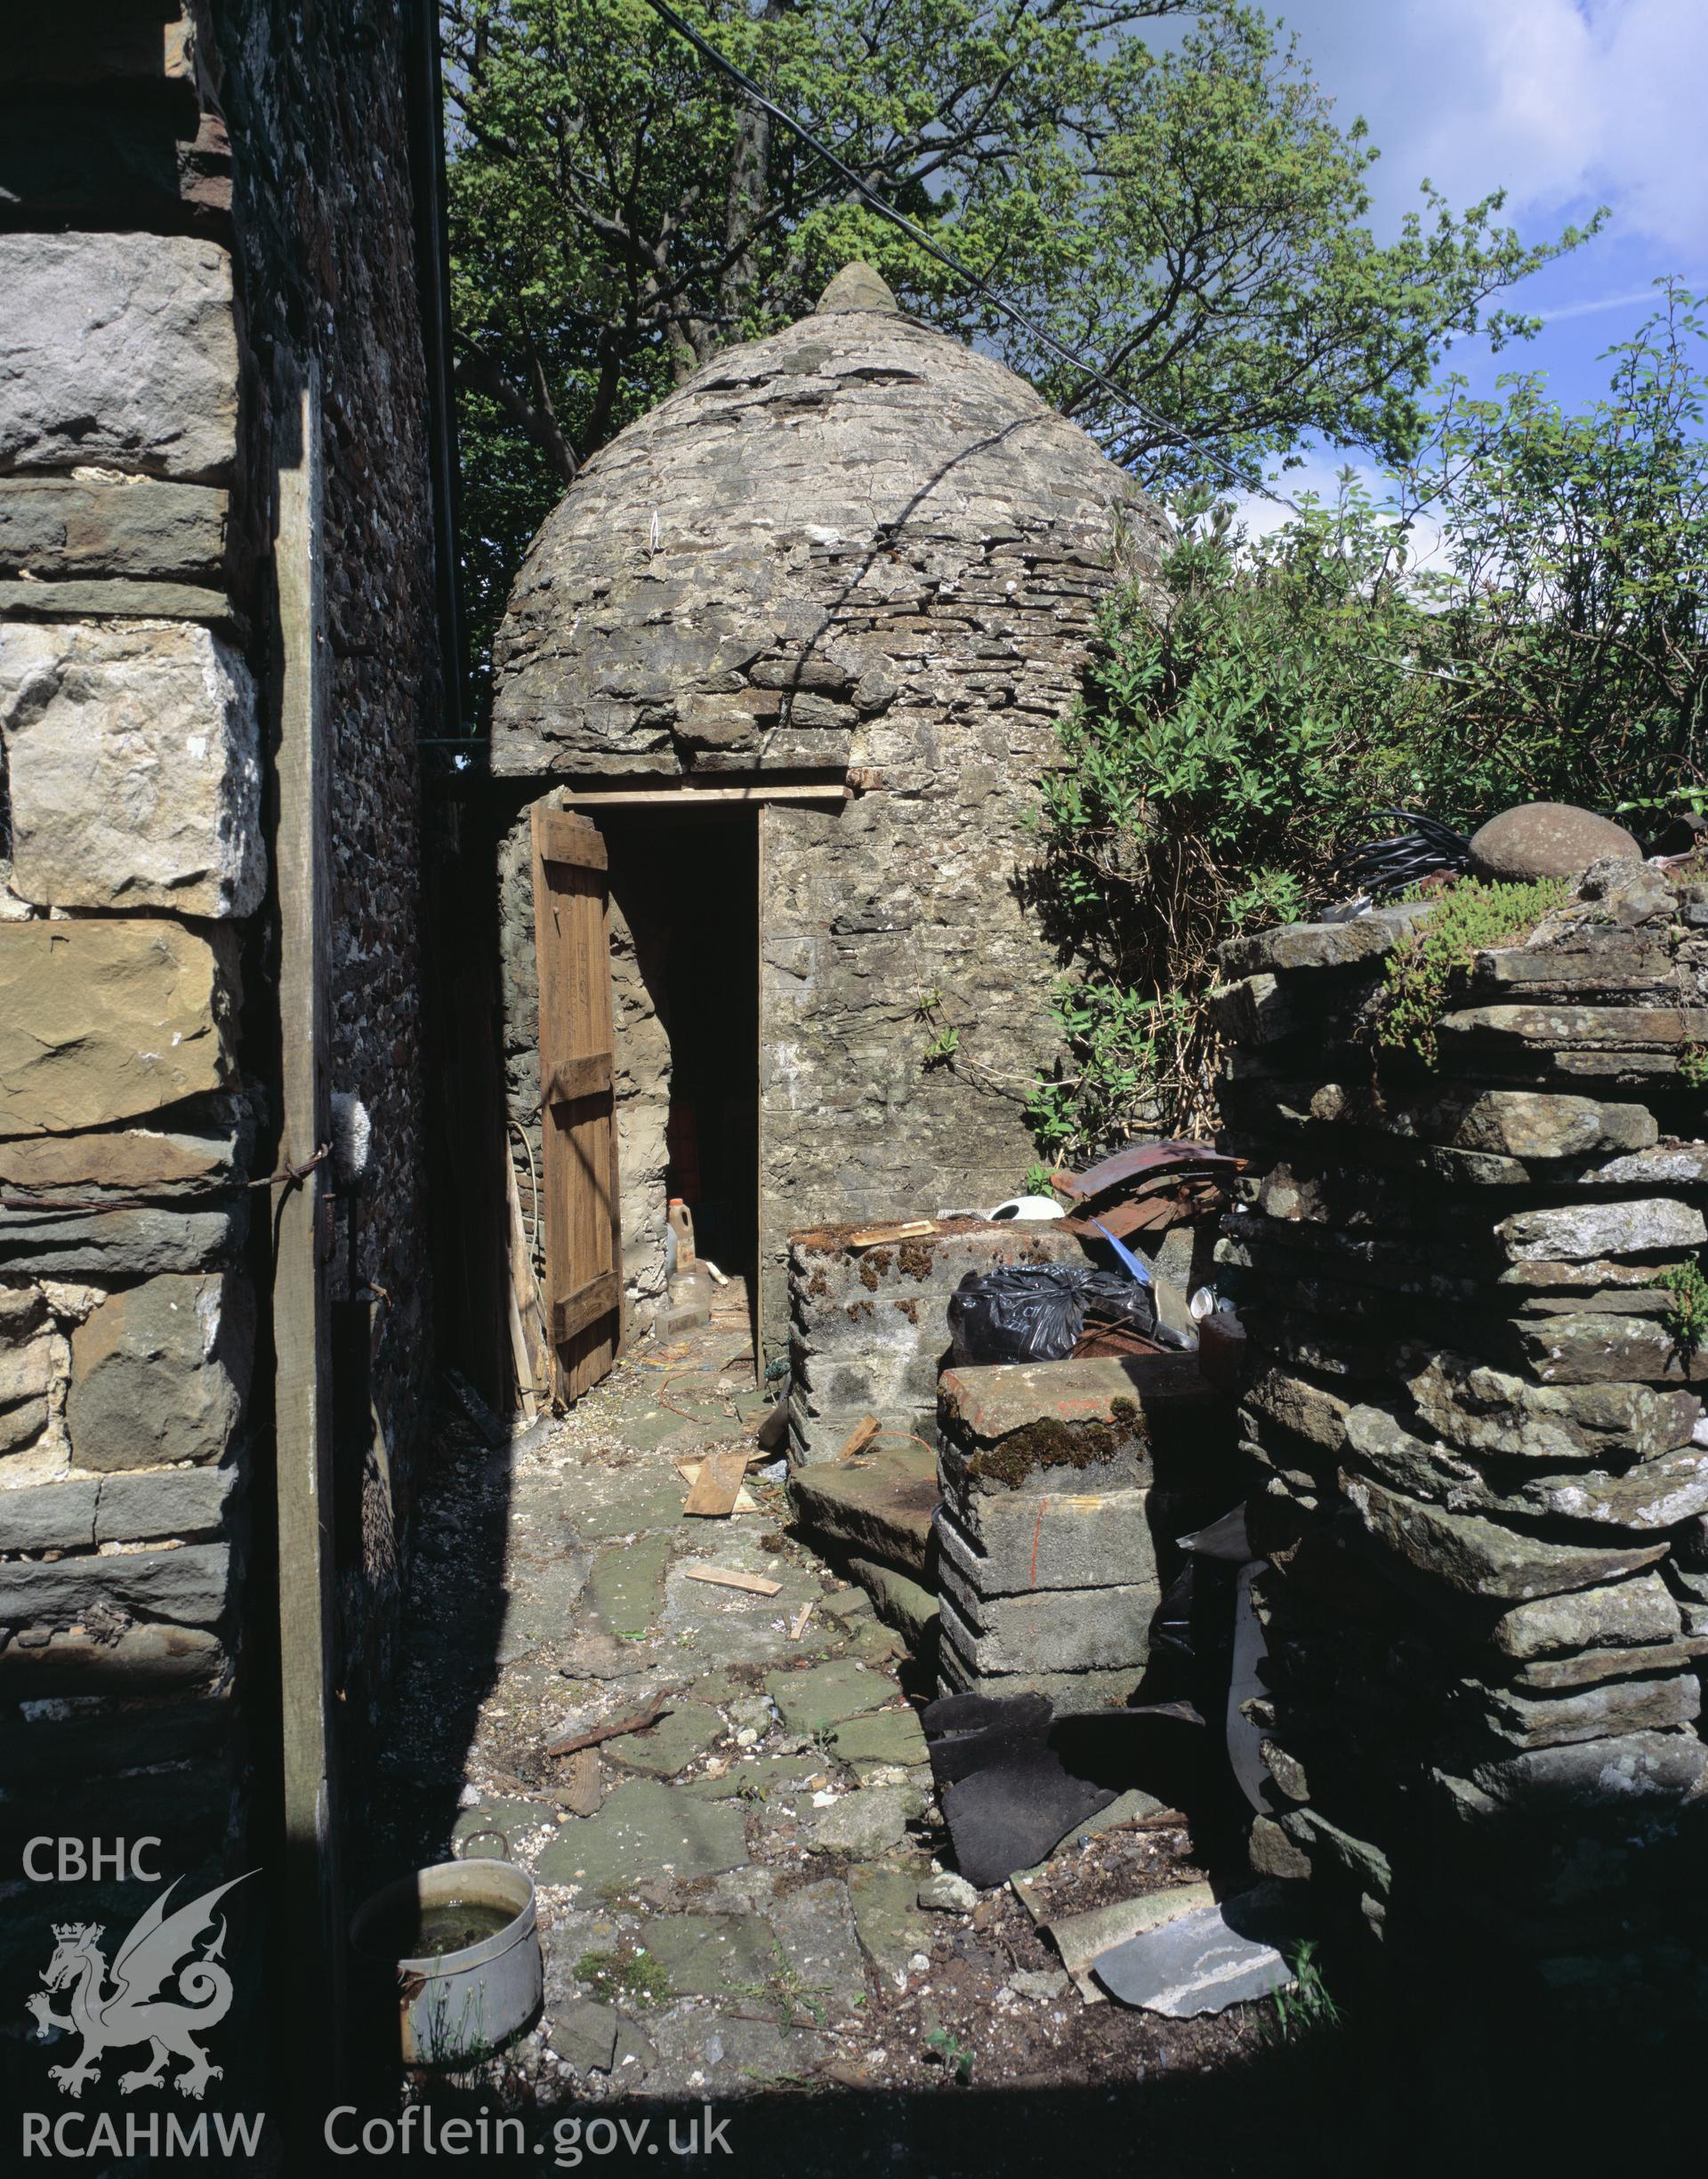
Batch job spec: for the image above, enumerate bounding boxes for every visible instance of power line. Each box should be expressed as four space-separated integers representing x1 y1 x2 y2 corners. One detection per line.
637 0 1303 516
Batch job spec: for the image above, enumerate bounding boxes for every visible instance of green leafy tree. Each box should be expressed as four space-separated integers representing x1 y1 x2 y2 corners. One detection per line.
1401 279 1708 820
443 0 1587 712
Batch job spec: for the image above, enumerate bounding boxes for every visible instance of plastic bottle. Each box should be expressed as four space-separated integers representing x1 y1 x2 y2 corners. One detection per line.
667 1198 697 1271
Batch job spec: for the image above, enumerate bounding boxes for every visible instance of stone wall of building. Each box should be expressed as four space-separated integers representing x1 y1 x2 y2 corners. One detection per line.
0 9 260 1955
488 275 1170 1367
0 0 444 1989
1214 858 1708 2006
207 0 443 1706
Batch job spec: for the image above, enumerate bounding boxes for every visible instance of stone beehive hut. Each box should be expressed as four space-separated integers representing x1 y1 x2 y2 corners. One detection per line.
490 265 1168 1360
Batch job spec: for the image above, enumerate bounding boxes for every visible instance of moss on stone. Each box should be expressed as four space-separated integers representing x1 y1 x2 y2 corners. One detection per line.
965 1414 1139 1488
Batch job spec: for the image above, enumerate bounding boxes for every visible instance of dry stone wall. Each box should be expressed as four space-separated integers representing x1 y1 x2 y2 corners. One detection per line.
1215 858 1708 2001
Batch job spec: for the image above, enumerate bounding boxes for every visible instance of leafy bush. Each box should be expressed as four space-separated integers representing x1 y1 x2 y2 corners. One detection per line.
1027 478 1454 1151
1028 288 1708 1156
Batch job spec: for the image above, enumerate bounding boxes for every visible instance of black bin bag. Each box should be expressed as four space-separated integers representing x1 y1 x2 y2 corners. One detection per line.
947 1263 1161 1366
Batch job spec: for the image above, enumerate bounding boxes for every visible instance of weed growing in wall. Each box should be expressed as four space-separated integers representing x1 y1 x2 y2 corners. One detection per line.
1375 878 1568 1066
1651 1259 1708 1359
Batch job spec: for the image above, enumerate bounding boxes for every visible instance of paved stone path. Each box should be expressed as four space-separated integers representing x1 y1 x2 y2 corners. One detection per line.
364 1296 1265 2120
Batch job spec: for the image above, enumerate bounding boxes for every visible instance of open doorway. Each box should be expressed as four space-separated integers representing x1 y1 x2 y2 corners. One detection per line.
598 804 761 1351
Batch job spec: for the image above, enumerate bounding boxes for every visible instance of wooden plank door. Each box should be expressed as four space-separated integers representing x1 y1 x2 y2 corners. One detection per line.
531 803 623 1401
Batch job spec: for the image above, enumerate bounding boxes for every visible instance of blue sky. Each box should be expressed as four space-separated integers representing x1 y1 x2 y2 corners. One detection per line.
1240 0 1705 526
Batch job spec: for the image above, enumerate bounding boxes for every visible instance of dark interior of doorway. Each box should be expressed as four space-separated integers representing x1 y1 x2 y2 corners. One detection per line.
600 806 760 1338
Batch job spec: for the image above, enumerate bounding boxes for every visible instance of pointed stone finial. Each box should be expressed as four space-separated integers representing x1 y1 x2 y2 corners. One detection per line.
814 262 899 314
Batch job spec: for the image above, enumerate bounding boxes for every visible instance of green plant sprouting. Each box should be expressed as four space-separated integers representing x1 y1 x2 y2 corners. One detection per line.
1651 1258 1708 1358
1375 878 1568 1066
1267 1940 1341 2044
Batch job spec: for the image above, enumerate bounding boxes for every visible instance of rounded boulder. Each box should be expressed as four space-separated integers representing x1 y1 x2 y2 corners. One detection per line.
1468 802 1642 884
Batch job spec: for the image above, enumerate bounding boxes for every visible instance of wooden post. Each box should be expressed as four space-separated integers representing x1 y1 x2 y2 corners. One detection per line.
271 355 343 2079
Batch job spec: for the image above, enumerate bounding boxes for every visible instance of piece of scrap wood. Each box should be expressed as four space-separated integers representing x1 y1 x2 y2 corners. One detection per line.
674 1457 761 1513
554 1748 602 1816
834 1416 882 1465
682 1564 782 1596
682 1447 750 1517
848 1220 935 1249
545 1694 668 1759
790 1602 813 1639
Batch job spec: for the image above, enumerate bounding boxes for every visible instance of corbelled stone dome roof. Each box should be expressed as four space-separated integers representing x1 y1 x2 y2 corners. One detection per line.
488 265 1167 778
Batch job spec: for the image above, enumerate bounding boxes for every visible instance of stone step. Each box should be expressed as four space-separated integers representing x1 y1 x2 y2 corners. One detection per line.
938 1352 1217 1498
843 1554 939 1651
935 1635 1145 1716
789 1441 939 1578
937 1571 1157 1677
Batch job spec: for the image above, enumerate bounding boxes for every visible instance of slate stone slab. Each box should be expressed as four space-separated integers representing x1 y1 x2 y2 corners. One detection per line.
1218 900 1432 980
769 1876 868 2015
1401 1351 1701 1465
1092 1898 1293 2016
1468 1729 1707 1812
684 1755 820 1807
1495 1198 1706 1263
840 1555 938 1647
765 1658 893 1732
604 1701 728 1779
938 1488 1156 1594
588 1533 673 1635
638 1912 777 1997
547 1998 620 2074
805 1781 924 1859
828 1707 929 1766
789 1445 939 1576
1489 1573 1682 1660
846 1861 933 1988
1343 1473 1668 1602
936 1555 1158 1675
536 1779 749 1893
453 1797 553 1857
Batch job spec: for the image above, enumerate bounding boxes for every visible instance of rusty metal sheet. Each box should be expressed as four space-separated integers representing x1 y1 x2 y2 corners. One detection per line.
1055 1141 1240 1200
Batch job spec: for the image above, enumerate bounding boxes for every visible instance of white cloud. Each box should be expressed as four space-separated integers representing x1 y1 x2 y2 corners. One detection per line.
1272 0 1708 264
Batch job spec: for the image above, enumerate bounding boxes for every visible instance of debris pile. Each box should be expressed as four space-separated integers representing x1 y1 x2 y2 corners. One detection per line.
786 1219 1090 1468
1213 856 1708 1992
933 1356 1221 1713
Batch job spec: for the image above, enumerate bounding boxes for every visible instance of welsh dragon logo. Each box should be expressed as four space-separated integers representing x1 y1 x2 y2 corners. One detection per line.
27 1874 252 2101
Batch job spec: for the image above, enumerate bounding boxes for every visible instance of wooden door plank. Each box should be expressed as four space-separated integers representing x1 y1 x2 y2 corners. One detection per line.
550 1263 620 1347
536 804 608 870
270 355 345 2082
531 798 623 1404
545 1052 613 1106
